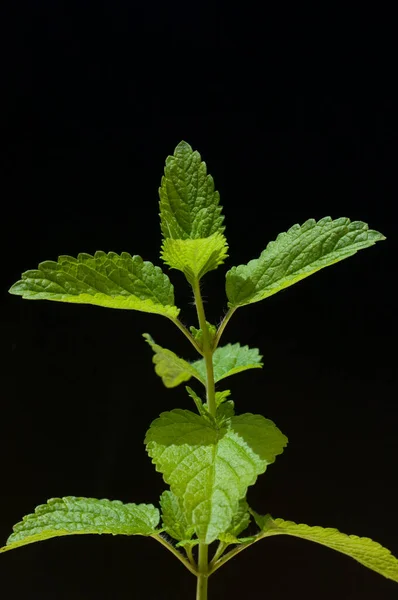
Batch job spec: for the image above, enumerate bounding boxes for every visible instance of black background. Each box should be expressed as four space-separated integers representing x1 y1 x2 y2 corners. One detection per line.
1 3 397 599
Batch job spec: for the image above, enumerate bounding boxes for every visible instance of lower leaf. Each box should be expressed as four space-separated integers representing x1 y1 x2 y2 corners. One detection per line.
256 514 398 583
0 497 160 553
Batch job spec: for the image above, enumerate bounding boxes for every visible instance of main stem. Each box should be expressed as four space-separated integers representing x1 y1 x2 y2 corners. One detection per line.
193 278 216 599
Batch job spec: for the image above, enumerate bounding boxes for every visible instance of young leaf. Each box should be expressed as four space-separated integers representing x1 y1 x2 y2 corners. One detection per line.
159 140 225 240
190 322 217 351
226 217 386 308
255 515 398 583
192 343 263 383
145 409 287 544
160 490 195 543
143 334 202 388
0 497 160 553
9 252 180 319
161 233 228 284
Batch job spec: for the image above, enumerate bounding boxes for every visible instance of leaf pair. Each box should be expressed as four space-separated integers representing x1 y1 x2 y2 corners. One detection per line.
8 141 385 323
143 334 263 389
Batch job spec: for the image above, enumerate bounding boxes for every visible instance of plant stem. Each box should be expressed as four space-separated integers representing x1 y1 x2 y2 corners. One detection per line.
152 534 198 576
192 278 217 598
192 279 217 417
196 542 209 600
170 316 204 355
213 307 236 349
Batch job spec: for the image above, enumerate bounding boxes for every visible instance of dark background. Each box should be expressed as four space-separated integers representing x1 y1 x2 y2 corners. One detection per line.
1 3 397 599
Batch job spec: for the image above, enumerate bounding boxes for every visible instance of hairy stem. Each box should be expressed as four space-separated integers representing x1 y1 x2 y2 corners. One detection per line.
196 542 209 600
213 307 236 349
152 534 197 576
192 279 217 417
209 539 258 575
169 316 204 355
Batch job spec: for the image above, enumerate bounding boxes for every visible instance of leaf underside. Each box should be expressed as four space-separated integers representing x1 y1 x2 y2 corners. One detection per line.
145 409 287 543
160 490 195 543
9 252 179 319
161 232 228 283
0 497 160 553
226 216 386 308
256 515 398 583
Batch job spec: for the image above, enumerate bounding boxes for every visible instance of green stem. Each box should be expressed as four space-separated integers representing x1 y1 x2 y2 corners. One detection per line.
152 534 198 576
192 279 216 417
196 543 209 600
169 316 204 355
192 278 217 598
213 307 236 349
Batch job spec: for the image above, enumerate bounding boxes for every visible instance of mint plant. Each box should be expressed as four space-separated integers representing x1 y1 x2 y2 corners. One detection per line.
2 141 397 598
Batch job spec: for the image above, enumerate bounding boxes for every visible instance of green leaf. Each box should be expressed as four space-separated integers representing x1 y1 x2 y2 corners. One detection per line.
226 217 386 308
9 252 180 319
225 499 251 538
145 410 287 544
192 343 263 383
255 515 398 583
161 233 228 284
0 497 160 553
159 490 195 543
143 334 202 388
189 322 217 351
159 140 225 240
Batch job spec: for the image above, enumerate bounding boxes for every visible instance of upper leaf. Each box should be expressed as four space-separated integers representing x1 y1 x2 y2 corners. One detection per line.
143 334 202 388
161 232 228 284
145 409 287 544
159 490 195 543
255 514 398 583
192 343 263 383
0 497 160 553
159 140 225 240
9 252 180 319
226 217 386 308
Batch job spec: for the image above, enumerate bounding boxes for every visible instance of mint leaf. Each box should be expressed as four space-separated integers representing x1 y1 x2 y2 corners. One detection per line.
192 343 263 383
161 233 228 284
185 386 209 417
145 409 287 543
143 334 202 388
256 515 398 583
189 322 217 351
160 490 195 543
159 140 225 240
225 499 251 538
226 217 386 308
215 390 232 406
9 252 179 319
0 497 160 553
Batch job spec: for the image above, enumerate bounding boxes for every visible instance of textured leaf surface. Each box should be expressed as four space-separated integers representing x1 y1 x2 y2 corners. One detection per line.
225 499 251 538
143 334 202 388
226 217 386 308
159 141 225 240
145 410 287 543
161 232 228 283
256 515 398 583
0 497 160 553
193 343 263 383
9 252 179 318
160 491 195 542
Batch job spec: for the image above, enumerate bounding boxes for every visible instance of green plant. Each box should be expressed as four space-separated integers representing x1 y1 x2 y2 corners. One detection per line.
2 140 396 598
